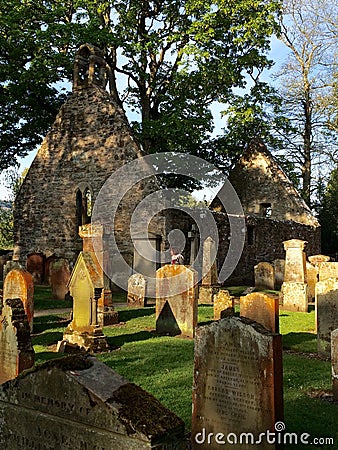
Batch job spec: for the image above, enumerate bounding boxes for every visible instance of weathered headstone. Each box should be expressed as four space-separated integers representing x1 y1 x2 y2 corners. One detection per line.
318 262 338 282
3 260 22 281
306 261 318 301
283 239 307 283
315 279 338 358
308 254 330 266
0 355 186 449
281 240 308 313
213 290 234 320
0 298 34 384
127 273 146 307
254 262 275 290
240 292 279 333
3 269 34 333
280 282 308 312
191 317 283 450
332 329 338 402
49 258 71 300
156 264 198 338
201 236 218 286
198 285 219 304
62 252 110 352
273 259 285 289
26 253 44 284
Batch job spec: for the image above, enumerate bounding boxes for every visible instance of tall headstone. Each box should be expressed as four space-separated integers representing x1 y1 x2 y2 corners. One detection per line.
192 317 283 450
0 355 186 449
240 292 279 333
283 239 307 283
3 269 34 333
332 329 338 402
156 264 198 338
49 258 71 300
201 236 218 286
254 262 275 290
127 273 146 307
273 259 285 290
26 253 44 284
315 279 338 358
0 298 35 384
213 290 234 320
318 262 338 282
280 239 308 312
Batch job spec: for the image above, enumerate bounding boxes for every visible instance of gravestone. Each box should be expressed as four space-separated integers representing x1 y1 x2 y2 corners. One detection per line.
26 253 44 284
156 264 198 338
240 292 279 333
332 329 338 402
254 262 275 290
318 262 338 282
0 298 34 384
0 355 186 449
315 279 338 358
201 236 218 286
308 254 330 266
127 273 146 307
191 317 283 450
306 261 318 301
281 240 308 313
283 239 307 283
62 252 109 352
213 290 234 320
3 269 34 333
280 282 308 312
273 259 285 289
198 285 219 304
3 260 22 281
49 258 71 300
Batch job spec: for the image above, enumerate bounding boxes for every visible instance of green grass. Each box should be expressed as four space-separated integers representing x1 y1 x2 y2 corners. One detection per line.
28 288 338 449
33 284 73 309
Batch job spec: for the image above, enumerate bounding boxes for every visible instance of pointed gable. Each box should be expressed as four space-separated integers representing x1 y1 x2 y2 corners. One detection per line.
211 138 319 227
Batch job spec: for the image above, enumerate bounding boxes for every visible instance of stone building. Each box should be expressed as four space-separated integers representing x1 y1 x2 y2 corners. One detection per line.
211 138 321 284
13 44 164 286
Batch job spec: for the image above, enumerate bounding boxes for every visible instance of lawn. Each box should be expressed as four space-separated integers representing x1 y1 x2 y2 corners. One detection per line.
30 286 338 449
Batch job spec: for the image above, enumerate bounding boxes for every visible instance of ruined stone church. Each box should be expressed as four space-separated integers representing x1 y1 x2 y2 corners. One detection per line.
13 44 321 286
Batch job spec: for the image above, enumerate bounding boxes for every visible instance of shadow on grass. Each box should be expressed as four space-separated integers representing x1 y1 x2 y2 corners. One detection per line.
33 315 70 333
32 331 64 347
34 351 66 365
107 330 156 349
117 307 155 322
283 332 317 350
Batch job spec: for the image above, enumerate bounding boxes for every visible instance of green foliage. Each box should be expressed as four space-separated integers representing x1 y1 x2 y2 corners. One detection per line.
0 207 13 250
0 0 281 171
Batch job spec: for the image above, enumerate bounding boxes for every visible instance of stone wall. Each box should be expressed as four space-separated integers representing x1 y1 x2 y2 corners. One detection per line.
214 212 321 285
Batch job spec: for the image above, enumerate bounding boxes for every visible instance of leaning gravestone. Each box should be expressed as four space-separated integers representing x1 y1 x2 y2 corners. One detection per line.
254 262 275 290
127 273 146 307
240 292 279 333
315 279 338 358
156 264 198 338
0 298 34 385
213 290 234 320
332 329 338 402
0 355 186 449
3 268 34 333
192 317 283 450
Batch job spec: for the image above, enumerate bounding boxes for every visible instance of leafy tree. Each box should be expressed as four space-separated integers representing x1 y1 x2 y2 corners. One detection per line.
0 0 281 172
318 167 338 255
273 0 338 205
